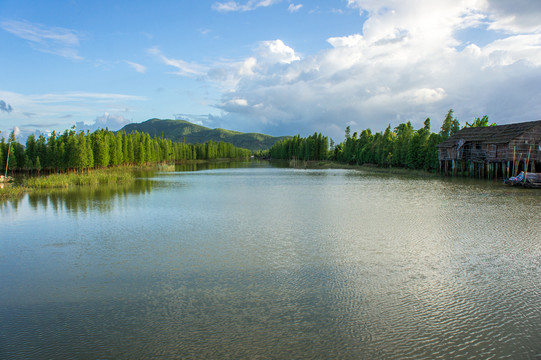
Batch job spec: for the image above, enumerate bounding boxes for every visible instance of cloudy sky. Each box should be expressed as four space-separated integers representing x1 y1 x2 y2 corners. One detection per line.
1 0 541 142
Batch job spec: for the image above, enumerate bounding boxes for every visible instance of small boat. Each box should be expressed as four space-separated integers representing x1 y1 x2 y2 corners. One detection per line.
505 171 541 188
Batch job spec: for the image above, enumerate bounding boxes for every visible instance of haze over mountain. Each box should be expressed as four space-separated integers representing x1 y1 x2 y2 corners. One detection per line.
120 118 289 151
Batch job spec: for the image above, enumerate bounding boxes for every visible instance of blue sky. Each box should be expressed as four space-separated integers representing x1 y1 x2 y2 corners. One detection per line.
1 0 541 142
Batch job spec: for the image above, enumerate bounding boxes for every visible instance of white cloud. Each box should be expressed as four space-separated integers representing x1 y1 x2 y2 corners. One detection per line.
0 19 83 60
126 61 147 73
174 113 209 126
239 57 257 76
482 34 541 67
0 90 145 108
327 34 363 48
412 88 447 104
258 39 300 64
203 0 541 138
144 0 541 139
31 92 146 104
76 112 131 132
212 0 281 12
148 47 208 76
229 98 249 106
0 90 145 136
483 0 541 33
288 3 303 13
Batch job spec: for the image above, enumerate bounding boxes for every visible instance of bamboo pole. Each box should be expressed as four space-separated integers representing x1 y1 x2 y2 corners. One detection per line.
514 153 522 177
524 146 532 184
512 146 516 176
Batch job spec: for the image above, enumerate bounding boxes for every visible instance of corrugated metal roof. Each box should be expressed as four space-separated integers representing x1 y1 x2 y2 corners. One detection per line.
437 120 541 148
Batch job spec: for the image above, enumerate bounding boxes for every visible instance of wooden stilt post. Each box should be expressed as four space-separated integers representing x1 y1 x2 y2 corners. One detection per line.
524 146 532 184
512 147 516 177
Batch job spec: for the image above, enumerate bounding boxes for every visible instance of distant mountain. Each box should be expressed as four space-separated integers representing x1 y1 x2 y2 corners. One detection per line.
119 118 289 151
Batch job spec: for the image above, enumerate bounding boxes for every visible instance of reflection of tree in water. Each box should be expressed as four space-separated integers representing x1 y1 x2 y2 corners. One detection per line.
1 192 23 211
25 179 154 214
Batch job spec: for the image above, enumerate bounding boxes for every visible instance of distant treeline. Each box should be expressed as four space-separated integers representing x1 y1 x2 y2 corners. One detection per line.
1 128 251 172
269 110 493 170
269 132 329 161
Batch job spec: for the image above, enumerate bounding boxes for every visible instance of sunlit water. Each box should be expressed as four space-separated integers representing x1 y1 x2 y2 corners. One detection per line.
1 162 540 359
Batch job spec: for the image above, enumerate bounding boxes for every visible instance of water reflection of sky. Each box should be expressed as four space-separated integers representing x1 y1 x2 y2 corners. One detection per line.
1 166 541 359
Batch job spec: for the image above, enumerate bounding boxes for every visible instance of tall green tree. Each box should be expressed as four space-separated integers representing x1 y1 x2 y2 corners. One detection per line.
25 134 37 168
439 109 460 140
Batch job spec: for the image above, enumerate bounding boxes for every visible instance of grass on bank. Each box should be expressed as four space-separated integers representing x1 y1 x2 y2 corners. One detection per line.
23 169 135 188
0 185 28 200
0 167 136 200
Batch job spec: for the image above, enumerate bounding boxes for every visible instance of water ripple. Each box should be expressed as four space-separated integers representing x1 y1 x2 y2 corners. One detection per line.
1 167 540 359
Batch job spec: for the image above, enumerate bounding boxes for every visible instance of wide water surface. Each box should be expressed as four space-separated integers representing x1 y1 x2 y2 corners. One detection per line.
1 162 540 359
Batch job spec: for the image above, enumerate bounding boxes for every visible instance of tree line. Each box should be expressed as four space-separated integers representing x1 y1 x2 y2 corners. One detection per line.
269 132 329 161
1 127 252 172
269 110 493 171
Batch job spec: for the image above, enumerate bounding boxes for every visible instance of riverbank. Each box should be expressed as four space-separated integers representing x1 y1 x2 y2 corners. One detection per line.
287 159 440 178
0 167 136 201
1 160 440 201
0 160 246 201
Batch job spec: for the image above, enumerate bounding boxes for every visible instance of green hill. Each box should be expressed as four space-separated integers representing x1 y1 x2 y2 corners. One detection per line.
119 118 289 151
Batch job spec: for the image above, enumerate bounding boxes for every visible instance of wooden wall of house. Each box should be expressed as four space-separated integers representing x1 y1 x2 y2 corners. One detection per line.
439 123 541 179
438 147 456 161
496 144 509 161
507 123 541 162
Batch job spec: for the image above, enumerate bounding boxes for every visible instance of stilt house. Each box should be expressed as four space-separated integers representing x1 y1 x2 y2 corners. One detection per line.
437 120 541 179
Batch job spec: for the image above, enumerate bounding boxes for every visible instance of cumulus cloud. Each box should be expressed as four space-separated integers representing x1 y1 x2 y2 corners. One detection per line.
206 0 541 138
152 40 299 86
149 0 541 139
75 112 132 132
484 0 541 33
258 39 300 64
0 19 82 60
0 100 13 113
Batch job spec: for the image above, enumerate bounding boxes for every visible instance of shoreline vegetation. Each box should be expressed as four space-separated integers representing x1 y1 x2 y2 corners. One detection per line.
1 158 439 201
0 125 253 200
0 167 136 200
0 127 252 175
268 110 494 172
1 109 496 201
0 160 242 200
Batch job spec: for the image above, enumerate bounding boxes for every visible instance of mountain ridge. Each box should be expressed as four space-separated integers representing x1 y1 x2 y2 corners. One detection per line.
119 118 289 151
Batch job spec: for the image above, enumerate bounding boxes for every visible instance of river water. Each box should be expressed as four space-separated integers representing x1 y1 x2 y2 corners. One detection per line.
1 162 540 359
